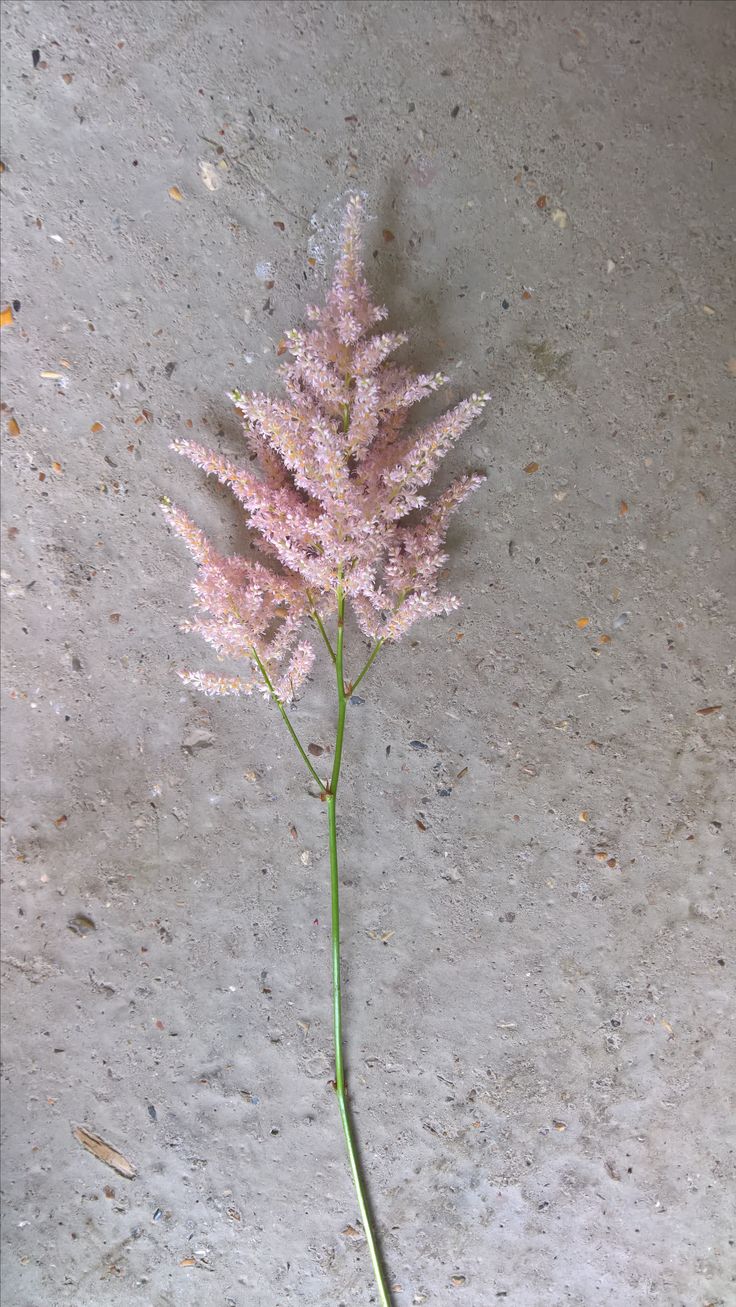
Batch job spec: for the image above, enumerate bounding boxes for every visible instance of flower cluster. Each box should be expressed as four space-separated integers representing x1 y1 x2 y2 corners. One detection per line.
164 194 488 701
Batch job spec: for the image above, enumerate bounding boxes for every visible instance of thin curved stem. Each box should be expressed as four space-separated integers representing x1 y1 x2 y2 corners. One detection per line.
347 588 410 697
250 648 324 790
348 637 384 696
327 583 393 1307
308 604 337 666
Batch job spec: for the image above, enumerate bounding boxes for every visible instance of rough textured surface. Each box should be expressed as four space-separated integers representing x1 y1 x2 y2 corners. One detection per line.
1 2 734 1305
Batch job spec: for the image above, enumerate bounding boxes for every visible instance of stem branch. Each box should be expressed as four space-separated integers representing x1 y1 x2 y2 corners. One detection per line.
349 637 384 696
308 601 337 666
251 649 324 789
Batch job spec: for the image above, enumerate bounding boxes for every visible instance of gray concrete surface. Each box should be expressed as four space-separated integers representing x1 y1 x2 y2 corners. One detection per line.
1 2 735 1304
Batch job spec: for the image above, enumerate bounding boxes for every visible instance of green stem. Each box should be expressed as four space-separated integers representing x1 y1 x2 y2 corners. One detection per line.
309 603 337 666
349 637 384 696
348 589 410 697
251 648 324 790
328 583 393 1307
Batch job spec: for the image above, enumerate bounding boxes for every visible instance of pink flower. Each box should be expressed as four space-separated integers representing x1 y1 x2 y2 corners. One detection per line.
163 194 488 700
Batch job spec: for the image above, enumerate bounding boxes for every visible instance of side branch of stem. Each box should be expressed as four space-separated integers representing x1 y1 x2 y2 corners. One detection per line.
251 648 324 789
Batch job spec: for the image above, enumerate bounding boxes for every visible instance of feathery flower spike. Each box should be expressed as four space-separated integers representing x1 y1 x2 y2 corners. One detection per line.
163 196 489 1305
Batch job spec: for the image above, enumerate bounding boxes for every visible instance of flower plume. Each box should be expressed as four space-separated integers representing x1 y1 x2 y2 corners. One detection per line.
164 194 488 701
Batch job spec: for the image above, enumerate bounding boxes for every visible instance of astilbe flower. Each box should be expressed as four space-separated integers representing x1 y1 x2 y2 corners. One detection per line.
162 196 489 1307
163 194 489 703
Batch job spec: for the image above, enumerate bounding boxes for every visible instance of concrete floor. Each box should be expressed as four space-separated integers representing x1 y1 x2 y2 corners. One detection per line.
1 2 734 1304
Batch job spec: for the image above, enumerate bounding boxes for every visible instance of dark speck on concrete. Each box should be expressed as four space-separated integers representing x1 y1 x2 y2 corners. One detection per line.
68 913 95 936
409 740 428 750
